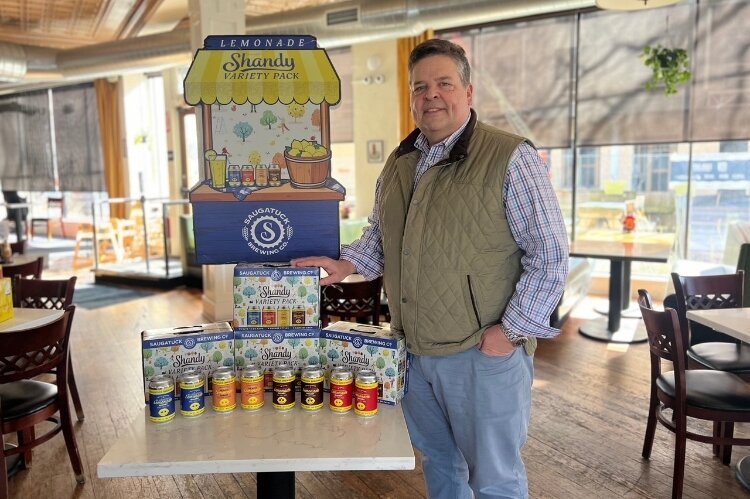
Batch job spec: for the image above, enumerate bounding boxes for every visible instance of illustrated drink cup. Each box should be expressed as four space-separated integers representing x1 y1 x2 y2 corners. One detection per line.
210 154 228 189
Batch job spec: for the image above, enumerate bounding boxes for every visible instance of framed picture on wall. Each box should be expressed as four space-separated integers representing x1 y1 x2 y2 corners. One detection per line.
367 140 384 163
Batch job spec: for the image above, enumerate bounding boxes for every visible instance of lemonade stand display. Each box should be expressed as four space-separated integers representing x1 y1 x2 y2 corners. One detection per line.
184 35 344 264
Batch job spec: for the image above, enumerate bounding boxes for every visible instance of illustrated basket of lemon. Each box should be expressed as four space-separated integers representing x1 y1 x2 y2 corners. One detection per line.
284 139 331 188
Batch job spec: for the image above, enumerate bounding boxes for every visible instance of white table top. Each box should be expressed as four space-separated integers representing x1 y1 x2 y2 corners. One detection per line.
686 308 750 344
0 308 63 332
97 395 415 478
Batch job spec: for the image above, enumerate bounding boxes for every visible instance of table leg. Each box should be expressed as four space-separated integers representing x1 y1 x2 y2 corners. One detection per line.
257 471 295 499
737 456 750 491
579 258 648 343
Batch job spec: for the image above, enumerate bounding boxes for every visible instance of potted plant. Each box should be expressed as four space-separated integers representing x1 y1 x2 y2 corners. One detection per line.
641 45 691 95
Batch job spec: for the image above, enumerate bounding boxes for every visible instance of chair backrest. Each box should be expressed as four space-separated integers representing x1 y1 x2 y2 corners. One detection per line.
737 243 750 307
670 271 744 345
3 256 44 280
10 239 26 255
0 306 74 383
321 276 383 327
47 196 64 217
638 290 687 394
13 276 76 310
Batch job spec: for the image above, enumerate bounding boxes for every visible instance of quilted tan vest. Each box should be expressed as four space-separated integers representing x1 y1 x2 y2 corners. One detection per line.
380 118 526 356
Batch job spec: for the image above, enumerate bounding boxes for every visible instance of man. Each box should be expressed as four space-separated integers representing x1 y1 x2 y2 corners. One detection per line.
293 38 568 498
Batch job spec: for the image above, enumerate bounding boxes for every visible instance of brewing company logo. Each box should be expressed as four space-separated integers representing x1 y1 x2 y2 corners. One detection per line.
184 338 196 349
271 332 285 344
352 337 364 349
242 208 293 256
270 269 283 281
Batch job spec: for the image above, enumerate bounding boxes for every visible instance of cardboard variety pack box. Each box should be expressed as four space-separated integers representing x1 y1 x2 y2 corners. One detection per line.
141 322 234 402
0 277 13 323
233 264 320 329
319 321 408 405
234 327 321 390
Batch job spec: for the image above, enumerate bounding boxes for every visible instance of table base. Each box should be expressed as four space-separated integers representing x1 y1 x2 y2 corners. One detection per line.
257 471 295 499
579 317 648 343
594 304 643 319
737 456 750 491
5 443 24 477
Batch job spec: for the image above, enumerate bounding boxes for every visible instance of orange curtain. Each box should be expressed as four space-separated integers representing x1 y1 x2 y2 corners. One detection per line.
94 78 126 219
397 29 434 138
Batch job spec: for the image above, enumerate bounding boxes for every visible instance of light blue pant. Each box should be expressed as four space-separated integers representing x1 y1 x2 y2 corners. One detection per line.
402 346 533 499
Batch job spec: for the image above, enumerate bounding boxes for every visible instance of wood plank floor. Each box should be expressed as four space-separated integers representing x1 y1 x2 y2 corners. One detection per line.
6 273 750 498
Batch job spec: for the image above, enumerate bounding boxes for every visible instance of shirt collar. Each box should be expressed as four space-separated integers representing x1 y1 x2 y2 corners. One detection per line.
414 114 472 156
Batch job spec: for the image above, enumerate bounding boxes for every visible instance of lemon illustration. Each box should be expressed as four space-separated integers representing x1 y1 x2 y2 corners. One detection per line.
220 398 229 406
158 408 169 416
333 399 343 407
306 397 315 404
277 396 287 404
248 397 257 403
190 402 200 410
204 149 217 161
356 402 365 410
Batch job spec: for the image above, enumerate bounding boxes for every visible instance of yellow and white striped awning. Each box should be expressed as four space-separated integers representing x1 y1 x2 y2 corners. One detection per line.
183 49 340 106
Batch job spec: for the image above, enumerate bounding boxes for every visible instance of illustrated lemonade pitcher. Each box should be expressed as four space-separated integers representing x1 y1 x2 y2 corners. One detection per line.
206 150 227 189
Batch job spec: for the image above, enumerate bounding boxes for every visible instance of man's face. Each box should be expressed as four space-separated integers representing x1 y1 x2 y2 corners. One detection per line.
410 54 473 145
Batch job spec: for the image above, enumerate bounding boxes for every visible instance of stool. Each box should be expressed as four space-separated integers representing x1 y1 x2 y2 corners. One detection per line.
73 222 122 268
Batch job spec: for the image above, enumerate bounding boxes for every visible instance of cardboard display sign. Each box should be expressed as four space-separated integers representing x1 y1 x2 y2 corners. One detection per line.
183 35 344 264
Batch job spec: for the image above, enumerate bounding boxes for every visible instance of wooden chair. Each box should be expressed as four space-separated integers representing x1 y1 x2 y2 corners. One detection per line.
670 272 750 381
12 276 84 421
637 290 750 499
2 256 43 280
320 276 383 327
29 196 65 239
0 306 85 497
9 240 26 255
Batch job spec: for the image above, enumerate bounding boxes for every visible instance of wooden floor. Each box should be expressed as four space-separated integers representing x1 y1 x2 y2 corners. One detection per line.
6 273 750 498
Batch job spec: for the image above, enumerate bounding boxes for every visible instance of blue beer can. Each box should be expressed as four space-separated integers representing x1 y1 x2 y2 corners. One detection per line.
148 375 176 423
179 370 206 417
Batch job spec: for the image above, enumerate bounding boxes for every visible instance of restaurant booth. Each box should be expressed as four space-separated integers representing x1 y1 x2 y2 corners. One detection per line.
183 35 344 264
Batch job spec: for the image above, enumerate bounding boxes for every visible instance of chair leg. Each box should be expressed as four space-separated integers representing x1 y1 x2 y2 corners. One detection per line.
719 422 734 465
0 434 8 499
17 428 34 468
60 400 85 484
68 355 85 421
713 421 722 457
642 390 658 459
673 415 687 499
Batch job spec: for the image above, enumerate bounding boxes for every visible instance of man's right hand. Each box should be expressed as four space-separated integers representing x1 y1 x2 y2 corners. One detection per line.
290 256 355 285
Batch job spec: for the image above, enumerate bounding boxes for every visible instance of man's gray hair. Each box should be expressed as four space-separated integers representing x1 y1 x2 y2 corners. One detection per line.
408 39 471 87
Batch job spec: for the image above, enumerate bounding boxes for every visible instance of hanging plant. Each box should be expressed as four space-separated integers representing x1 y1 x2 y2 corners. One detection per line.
641 45 692 95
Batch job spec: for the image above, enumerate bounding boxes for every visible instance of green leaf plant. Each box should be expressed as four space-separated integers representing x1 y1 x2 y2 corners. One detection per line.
641 45 692 95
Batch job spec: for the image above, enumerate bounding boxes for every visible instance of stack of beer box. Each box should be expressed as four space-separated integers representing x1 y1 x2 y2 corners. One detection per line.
232 263 321 391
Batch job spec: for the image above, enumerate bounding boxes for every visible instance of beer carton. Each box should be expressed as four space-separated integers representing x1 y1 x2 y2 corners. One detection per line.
141 322 234 403
234 327 321 391
320 321 408 405
233 264 320 329
0 278 13 323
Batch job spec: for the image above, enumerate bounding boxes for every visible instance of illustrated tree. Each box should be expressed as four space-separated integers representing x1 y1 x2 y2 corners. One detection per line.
144 366 155 378
385 367 396 377
298 348 309 360
233 121 253 142
212 351 223 363
327 349 339 361
308 355 319 365
260 110 278 129
366 345 378 356
311 109 321 128
154 357 168 369
235 356 245 368
247 151 261 167
143 349 153 360
200 342 213 354
223 357 234 367
376 357 386 369
319 338 327 349
288 338 301 349
287 103 305 122
245 348 258 360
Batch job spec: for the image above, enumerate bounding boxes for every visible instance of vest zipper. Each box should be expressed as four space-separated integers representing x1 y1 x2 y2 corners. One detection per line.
466 275 481 328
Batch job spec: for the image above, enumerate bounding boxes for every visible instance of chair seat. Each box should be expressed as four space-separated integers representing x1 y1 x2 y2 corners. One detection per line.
688 342 750 373
657 370 750 412
0 379 57 420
